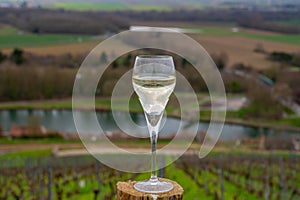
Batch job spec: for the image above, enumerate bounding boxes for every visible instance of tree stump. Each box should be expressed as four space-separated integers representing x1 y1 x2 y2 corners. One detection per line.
116 178 184 200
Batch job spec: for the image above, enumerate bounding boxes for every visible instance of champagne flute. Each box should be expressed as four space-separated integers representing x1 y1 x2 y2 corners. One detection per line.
132 55 176 193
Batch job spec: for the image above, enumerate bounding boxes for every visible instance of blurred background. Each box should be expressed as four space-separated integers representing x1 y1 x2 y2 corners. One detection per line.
0 0 300 199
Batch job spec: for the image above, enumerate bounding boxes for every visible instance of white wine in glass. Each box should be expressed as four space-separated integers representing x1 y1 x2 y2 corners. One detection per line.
132 55 176 193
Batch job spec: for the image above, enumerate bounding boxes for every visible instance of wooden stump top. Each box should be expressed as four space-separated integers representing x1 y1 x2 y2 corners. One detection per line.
116 178 184 200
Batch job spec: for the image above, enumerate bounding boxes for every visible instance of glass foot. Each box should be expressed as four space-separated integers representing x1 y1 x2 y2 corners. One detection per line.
134 179 173 193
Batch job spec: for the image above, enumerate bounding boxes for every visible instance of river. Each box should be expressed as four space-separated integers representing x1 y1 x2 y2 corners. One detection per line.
0 109 299 141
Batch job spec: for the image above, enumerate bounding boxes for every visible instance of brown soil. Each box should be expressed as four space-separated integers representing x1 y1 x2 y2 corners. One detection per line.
191 35 300 69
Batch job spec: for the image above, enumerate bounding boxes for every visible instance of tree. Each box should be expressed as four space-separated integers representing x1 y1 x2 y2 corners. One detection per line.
273 83 293 103
10 48 24 65
181 58 188 68
124 53 132 67
269 51 293 63
112 60 118 68
254 43 266 54
261 65 281 82
232 62 253 72
32 27 40 34
100 52 108 64
0 51 6 63
293 88 300 104
20 1 28 9
241 84 283 119
211 52 229 70
292 52 300 67
228 81 241 93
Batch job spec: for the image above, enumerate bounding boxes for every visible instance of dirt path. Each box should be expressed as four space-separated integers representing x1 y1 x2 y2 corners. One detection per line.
54 146 198 157
0 142 200 156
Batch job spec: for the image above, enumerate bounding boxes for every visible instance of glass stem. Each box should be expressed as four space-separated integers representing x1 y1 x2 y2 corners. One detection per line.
145 112 162 183
150 130 158 182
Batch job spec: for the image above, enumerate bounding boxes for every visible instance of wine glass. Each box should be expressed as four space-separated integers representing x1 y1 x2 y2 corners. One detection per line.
132 55 176 193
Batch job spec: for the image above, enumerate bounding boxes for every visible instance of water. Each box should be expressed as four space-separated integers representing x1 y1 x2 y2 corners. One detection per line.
0 109 299 141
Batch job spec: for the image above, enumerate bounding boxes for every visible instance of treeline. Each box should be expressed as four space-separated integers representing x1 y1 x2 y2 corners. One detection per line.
0 48 83 101
117 8 300 23
0 67 76 101
0 49 25 65
238 18 300 34
0 48 85 68
0 48 231 101
1 47 299 120
0 8 129 35
269 51 300 67
100 50 251 95
0 47 257 101
119 8 300 34
1 7 300 35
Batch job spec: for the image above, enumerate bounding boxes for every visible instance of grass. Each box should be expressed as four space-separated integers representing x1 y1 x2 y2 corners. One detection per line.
0 137 80 144
242 32 300 46
166 164 201 199
0 25 94 48
48 2 170 11
193 26 237 36
0 137 187 150
129 5 171 11
277 117 300 128
0 149 51 159
0 149 52 167
0 99 74 110
0 97 176 115
51 2 129 11
191 25 300 46
201 109 300 130
166 158 258 199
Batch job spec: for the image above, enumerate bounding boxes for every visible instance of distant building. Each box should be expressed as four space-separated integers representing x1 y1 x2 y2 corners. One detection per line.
292 137 300 151
231 27 239 33
10 124 47 138
0 1 40 9
59 131 80 140
106 130 135 140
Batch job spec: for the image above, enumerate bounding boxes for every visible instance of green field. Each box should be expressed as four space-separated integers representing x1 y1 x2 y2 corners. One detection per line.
48 2 170 11
0 137 79 145
192 26 300 46
1 23 299 48
278 19 300 25
0 149 52 167
242 32 300 46
0 25 94 48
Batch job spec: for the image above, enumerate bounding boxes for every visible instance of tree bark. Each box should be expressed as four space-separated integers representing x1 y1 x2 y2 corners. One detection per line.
116 178 183 200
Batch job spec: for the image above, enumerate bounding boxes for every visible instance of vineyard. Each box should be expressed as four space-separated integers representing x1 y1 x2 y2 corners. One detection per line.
0 151 300 200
